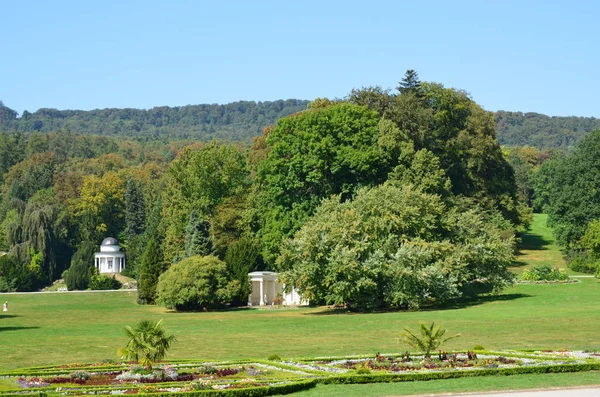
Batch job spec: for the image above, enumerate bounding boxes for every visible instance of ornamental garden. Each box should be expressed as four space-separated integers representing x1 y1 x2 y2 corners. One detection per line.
4 350 600 397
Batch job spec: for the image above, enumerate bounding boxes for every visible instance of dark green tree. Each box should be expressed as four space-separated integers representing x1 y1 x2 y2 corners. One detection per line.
124 178 146 240
137 236 163 304
183 210 212 258
224 236 263 305
252 103 385 264
540 130 600 247
63 241 96 290
136 199 165 305
397 69 422 95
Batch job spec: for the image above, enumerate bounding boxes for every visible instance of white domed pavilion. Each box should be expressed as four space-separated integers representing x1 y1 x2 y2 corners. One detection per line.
94 237 125 274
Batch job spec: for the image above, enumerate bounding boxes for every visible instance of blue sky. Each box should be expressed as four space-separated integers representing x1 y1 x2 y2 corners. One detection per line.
1 0 598 117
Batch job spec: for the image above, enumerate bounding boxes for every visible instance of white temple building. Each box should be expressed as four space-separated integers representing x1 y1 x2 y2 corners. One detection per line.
248 271 308 306
94 237 125 274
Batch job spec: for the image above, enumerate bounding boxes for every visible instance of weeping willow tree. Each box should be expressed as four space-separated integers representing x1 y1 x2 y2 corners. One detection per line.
22 202 57 278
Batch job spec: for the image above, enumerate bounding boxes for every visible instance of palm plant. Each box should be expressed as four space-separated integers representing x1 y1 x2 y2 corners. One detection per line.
117 319 176 368
398 322 460 358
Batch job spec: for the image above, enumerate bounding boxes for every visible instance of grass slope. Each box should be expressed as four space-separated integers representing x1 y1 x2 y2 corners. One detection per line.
511 213 567 273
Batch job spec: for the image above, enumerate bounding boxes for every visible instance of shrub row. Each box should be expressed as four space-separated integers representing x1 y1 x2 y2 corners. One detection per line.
0 380 316 397
134 380 316 397
316 362 600 385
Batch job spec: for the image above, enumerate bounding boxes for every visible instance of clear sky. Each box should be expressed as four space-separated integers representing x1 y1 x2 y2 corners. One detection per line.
2 0 598 117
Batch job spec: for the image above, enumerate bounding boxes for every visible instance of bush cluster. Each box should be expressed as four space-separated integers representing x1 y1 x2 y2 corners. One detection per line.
520 265 569 282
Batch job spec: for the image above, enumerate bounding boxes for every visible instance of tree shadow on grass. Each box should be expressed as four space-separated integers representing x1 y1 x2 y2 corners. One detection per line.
0 326 40 332
0 314 22 319
510 260 530 269
304 293 533 315
519 233 552 251
431 293 533 311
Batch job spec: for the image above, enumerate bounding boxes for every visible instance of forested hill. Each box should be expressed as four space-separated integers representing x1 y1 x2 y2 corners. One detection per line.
0 100 309 141
495 111 600 149
1 101 599 148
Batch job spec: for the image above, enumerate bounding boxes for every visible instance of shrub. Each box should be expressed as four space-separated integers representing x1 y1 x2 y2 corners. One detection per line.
156 256 239 311
63 242 96 290
566 250 598 274
69 370 91 382
267 354 281 361
521 265 569 281
89 274 122 290
472 345 485 351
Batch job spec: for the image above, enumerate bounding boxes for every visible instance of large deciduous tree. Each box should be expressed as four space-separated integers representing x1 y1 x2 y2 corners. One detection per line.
277 183 514 311
252 102 386 264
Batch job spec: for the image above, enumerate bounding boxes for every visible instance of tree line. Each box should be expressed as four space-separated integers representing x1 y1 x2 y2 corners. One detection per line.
0 71 532 310
2 100 599 150
0 100 308 141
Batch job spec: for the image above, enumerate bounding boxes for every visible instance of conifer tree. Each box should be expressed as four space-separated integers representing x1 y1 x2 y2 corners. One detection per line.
136 198 164 304
124 178 146 240
183 210 212 258
137 236 162 304
397 69 422 95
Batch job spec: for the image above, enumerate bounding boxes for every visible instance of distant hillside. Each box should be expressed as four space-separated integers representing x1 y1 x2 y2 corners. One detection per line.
1 102 599 148
0 100 309 141
495 111 600 149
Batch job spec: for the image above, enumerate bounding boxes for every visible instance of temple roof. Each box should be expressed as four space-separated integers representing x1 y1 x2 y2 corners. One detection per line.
101 237 119 246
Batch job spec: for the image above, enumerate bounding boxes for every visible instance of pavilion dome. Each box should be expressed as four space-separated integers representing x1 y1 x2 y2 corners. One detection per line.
100 237 120 253
101 237 119 246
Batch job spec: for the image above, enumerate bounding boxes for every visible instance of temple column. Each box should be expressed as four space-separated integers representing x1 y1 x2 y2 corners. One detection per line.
259 280 264 306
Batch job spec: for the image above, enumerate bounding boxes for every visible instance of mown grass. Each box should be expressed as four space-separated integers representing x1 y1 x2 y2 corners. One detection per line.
292 372 600 396
0 277 599 370
511 213 569 273
0 213 598 395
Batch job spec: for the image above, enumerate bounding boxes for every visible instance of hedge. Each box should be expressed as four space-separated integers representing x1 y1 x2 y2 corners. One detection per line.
316 363 600 385
134 380 316 397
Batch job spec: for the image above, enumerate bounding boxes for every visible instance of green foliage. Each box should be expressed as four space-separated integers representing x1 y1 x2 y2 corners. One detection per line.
317 363 600 385
277 183 515 310
0 252 47 292
0 100 309 141
183 210 212 258
137 235 164 305
253 102 385 265
520 265 569 282
62 242 96 290
535 130 600 247
397 69 422 96
117 319 176 368
398 322 460 358
156 255 238 311
124 178 146 240
170 141 249 215
495 110 600 149
224 236 263 305
349 78 524 227
89 273 122 290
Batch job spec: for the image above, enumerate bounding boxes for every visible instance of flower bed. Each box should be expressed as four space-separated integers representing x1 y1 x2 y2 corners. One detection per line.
1 350 599 396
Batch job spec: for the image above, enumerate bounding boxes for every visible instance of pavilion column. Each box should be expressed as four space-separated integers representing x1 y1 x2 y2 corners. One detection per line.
259 280 264 306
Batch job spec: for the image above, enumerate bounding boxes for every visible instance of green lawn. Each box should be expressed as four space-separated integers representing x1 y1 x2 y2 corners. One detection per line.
292 372 600 396
1 277 599 370
0 213 598 395
511 213 575 274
